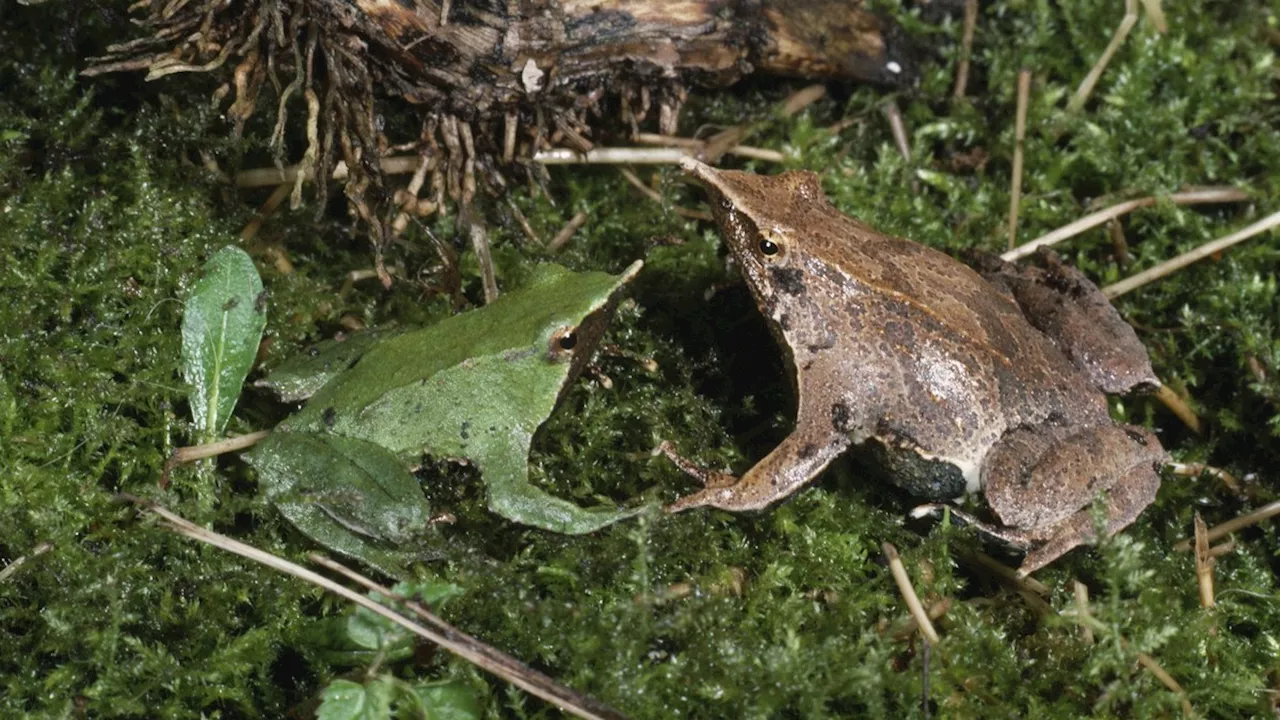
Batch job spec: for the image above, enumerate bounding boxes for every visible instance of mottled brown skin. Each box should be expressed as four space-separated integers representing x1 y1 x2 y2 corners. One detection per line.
972 250 1162 395
665 159 1167 576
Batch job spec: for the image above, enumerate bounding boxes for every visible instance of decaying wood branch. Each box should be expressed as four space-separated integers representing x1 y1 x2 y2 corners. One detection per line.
86 0 913 285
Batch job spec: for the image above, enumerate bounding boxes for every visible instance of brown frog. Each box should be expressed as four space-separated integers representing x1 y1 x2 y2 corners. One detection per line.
662 158 1168 576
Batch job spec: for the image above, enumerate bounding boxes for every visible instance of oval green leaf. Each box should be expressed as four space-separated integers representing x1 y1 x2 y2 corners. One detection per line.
181 245 266 440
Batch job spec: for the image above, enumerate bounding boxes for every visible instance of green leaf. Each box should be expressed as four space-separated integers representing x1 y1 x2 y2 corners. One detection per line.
408 679 484 720
245 432 431 576
180 245 266 440
306 580 468 666
273 261 643 535
317 678 393 720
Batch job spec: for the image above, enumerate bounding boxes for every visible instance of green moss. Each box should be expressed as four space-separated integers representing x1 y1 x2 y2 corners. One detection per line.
3 0 1279 717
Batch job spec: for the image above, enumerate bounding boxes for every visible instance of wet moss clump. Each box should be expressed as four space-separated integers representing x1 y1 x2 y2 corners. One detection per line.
3 1 1279 717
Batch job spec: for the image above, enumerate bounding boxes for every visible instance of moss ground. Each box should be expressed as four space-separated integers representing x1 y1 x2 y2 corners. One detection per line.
2 1 1279 717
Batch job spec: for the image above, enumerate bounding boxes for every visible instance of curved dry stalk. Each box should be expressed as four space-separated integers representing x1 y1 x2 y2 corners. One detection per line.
535 147 690 165
1103 208 1280 298
1173 500 1280 552
1153 385 1203 436
633 133 787 163
1001 187 1249 261
1167 462 1240 493
121 496 630 720
1193 514 1215 609
883 542 940 644
952 0 979 99
0 541 53 584
1068 0 1140 113
1135 651 1193 717
1007 68 1032 250
548 212 589 253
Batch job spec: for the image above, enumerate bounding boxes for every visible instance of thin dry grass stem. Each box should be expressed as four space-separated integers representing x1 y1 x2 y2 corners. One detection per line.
958 548 1051 596
548 211 589 253
240 182 292 243
1108 219 1131 266
1135 652 1194 718
0 541 53 584
536 147 688 165
724 145 788 162
1153 385 1204 436
344 268 383 284
882 542 941 645
1072 580 1094 643
619 167 662 203
507 199 543 246
619 167 713 221
1207 539 1236 558
1008 68 1032 250
632 133 786 163
892 598 953 641
882 101 911 163
260 245 295 275
439 0 451 26
953 0 979 99
1194 514 1216 609
1068 0 1140 113
781 84 828 116
1137 0 1168 33
1000 187 1249 262
462 210 499 304
1102 208 1280 298
120 498 630 720
169 430 272 465
698 84 824 163
1174 500 1280 552
1168 462 1241 494
161 430 272 489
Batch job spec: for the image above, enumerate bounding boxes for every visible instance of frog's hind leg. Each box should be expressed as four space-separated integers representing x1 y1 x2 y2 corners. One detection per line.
1016 463 1160 577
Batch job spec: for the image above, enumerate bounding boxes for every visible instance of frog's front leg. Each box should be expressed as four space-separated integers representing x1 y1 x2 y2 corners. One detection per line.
663 407 851 513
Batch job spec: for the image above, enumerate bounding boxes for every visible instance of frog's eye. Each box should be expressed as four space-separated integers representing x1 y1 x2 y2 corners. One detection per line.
547 325 579 362
759 238 780 256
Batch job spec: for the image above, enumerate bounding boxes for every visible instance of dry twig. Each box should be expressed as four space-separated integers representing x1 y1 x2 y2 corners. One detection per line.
999 187 1248 262
1193 514 1216 609
1174 500 1280 552
882 101 911 163
952 0 979 99
1168 462 1241 494
1068 0 1140 113
1072 580 1094 644
1135 652 1194 718
1007 69 1032 250
883 542 940 645
1102 208 1280 298
0 541 53 584
1153 385 1204 436
548 212 589 253
120 497 630 720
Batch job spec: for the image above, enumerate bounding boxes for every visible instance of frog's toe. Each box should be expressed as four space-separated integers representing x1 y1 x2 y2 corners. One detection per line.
664 487 731 514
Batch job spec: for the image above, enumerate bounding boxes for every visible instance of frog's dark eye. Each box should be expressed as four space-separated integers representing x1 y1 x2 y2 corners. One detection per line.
759 238 780 256
547 326 579 362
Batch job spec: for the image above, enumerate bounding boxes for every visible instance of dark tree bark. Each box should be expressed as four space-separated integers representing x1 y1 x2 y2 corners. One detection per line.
86 1 914 282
